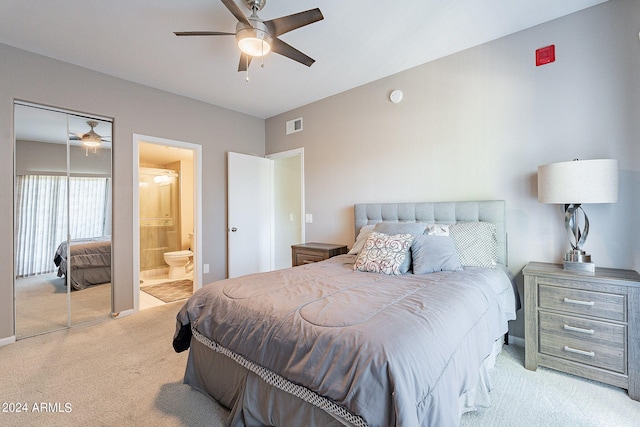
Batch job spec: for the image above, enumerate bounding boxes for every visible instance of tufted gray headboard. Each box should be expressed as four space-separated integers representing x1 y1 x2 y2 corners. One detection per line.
354 200 507 266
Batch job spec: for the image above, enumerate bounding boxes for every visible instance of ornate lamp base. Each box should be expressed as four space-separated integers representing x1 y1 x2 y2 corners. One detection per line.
563 249 595 273
562 205 595 273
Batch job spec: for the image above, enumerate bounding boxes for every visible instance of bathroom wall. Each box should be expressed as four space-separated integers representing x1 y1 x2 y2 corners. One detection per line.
139 166 180 273
138 156 195 275
178 159 194 252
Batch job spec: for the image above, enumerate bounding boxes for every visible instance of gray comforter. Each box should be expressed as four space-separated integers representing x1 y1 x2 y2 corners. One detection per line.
54 238 111 290
174 254 516 426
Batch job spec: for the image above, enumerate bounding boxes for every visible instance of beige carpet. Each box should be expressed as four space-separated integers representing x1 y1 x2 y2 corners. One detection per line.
0 301 229 427
1 301 639 427
460 344 640 427
141 280 193 303
14 274 111 339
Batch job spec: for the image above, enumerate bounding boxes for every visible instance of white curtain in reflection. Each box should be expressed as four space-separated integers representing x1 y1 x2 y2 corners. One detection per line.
15 175 111 278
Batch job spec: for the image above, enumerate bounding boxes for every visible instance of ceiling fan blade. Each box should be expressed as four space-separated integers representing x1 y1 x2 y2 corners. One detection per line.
270 38 315 67
174 31 234 36
264 8 324 37
221 0 251 26
238 53 252 72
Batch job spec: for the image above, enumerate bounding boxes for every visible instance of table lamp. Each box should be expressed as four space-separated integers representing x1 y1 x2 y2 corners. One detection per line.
537 158 618 273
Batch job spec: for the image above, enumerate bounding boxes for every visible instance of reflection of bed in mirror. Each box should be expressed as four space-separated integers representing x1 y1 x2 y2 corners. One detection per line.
53 238 111 290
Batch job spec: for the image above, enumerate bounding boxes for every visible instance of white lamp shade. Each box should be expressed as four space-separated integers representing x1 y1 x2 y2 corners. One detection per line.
538 159 618 204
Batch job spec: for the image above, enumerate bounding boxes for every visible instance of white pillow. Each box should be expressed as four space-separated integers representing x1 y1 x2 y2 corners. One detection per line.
348 224 375 255
424 224 451 236
353 232 414 275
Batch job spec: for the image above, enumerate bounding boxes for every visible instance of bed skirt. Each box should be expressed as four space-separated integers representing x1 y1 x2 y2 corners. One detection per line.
183 329 504 426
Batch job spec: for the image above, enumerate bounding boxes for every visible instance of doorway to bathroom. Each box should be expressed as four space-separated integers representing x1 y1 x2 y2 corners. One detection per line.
132 134 202 311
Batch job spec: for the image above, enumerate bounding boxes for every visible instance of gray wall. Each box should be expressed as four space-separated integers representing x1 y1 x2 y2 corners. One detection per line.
0 43 264 341
16 140 112 176
265 0 640 338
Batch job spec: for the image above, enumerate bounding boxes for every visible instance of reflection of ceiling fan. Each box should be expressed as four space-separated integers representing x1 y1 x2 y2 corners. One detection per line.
174 0 324 74
69 121 111 154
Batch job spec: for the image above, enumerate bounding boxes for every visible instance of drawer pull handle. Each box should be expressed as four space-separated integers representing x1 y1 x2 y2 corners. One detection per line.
563 346 595 357
563 324 595 335
563 297 595 306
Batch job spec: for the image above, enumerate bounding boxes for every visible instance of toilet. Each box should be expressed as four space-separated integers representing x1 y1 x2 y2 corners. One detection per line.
163 233 194 279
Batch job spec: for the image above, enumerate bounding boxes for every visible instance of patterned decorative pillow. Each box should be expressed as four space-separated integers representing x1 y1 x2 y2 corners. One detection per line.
373 222 428 273
424 224 451 236
353 232 414 275
449 222 498 268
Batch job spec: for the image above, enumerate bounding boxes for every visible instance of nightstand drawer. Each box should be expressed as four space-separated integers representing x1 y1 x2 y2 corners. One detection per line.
295 251 325 265
539 311 626 373
538 283 626 321
291 243 348 267
524 262 640 400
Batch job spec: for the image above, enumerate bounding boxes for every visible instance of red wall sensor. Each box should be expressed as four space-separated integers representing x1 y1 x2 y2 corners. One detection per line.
536 45 555 66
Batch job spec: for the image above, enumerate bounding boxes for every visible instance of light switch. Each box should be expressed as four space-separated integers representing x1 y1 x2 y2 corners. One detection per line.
305 214 313 223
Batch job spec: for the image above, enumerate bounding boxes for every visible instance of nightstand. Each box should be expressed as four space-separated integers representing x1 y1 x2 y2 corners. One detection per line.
523 261 640 401
291 242 348 267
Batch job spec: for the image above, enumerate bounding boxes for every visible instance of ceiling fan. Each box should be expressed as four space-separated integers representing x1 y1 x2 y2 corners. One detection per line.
174 0 324 74
69 121 111 153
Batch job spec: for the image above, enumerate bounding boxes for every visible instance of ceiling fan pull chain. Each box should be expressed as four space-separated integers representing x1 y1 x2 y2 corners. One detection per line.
246 55 250 82
261 40 265 68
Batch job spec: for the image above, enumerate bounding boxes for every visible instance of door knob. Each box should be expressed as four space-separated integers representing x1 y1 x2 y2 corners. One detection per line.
230 227 237 232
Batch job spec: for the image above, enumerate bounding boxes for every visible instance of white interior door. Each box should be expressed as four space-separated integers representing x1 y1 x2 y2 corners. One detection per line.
227 152 273 278
268 149 304 270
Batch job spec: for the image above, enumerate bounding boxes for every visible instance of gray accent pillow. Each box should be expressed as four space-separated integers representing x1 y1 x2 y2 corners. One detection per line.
373 222 428 273
411 235 463 274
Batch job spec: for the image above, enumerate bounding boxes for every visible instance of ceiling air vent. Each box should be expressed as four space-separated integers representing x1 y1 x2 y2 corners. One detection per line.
286 117 303 135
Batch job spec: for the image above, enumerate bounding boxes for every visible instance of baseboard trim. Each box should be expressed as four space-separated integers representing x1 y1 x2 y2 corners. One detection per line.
0 335 16 347
508 335 524 347
112 308 135 319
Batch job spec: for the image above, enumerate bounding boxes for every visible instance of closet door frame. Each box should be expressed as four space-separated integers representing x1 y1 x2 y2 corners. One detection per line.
13 101 114 338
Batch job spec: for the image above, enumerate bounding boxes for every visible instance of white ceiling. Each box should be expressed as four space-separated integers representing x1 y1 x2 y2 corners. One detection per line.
1 0 607 119
14 103 113 146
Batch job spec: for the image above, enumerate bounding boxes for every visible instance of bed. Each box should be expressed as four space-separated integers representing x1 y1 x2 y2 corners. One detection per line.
173 200 519 426
53 237 112 290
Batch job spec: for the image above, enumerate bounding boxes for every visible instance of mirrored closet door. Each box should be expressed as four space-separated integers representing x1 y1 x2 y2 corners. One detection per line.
14 102 113 339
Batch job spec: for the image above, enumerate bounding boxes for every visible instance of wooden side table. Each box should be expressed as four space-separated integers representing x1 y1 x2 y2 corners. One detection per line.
523 261 640 401
291 242 348 267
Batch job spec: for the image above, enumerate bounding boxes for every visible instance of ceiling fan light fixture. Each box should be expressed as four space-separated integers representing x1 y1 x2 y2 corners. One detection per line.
237 26 272 57
81 121 102 147
238 36 271 57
